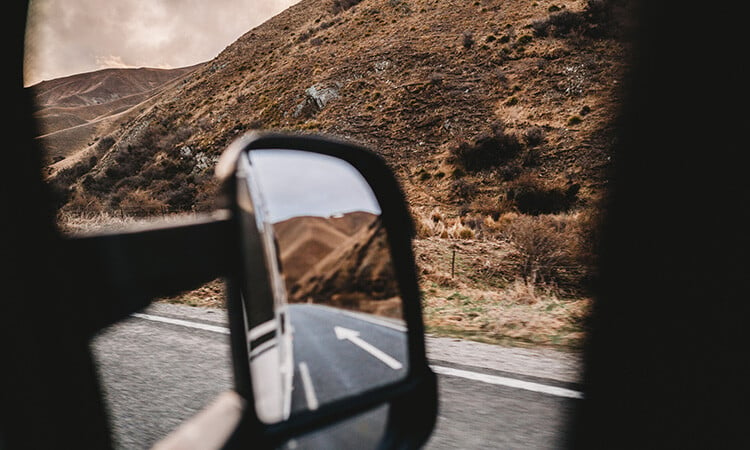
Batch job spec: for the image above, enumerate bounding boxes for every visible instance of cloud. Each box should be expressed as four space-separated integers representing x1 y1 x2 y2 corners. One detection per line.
24 0 300 86
95 55 131 70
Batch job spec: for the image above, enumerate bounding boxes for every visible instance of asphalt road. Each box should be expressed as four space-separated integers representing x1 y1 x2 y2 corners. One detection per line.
287 304 408 412
92 303 581 449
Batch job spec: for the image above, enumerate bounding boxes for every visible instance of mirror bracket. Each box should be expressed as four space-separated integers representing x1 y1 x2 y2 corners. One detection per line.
63 211 234 335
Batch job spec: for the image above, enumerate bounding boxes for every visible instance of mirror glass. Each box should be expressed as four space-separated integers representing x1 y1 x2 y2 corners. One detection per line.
238 149 408 424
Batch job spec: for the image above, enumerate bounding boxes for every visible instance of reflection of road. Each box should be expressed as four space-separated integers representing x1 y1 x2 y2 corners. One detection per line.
287 304 408 414
281 304 407 449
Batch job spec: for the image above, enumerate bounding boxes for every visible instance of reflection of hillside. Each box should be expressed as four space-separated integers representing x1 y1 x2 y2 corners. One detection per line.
274 211 401 319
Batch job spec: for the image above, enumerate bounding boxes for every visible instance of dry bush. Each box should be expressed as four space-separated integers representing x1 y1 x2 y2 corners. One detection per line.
503 279 545 305
502 213 584 288
331 0 362 13
48 155 99 207
505 173 579 215
449 221 476 239
523 127 545 147
62 189 105 215
450 123 522 172
451 178 478 201
118 189 168 217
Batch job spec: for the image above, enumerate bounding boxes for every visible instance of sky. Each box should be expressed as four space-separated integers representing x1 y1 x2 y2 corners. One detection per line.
24 0 300 86
247 150 381 224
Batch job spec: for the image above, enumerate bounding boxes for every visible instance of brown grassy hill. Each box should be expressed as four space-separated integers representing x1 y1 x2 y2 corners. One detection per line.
32 66 198 110
282 214 401 318
274 211 378 288
275 215 350 283
30 66 199 168
45 0 629 219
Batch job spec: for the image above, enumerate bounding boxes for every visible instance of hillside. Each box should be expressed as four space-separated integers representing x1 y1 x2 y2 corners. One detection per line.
30 66 199 170
45 0 632 348
274 211 376 285
45 0 629 214
277 212 402 318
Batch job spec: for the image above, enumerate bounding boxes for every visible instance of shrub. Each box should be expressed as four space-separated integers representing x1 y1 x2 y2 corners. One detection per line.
451 178 478 200
118 189 168 217
451 123 522 172
517 35 533 45
503 214 577 285
331 0 362 13
63 189 105 215
113 175 148 192
533 1 629 40
567 115 583 126
548 11 586 37
524 127 545 147
462 32 475 49
498 163 522 181
455 224 476 239
48 156 101 208
522 148 542 167
506 174 579 215
532 19 551 37
95 136 116 153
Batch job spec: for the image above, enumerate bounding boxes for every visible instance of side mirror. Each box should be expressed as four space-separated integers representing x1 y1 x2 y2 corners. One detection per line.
217 133 437 448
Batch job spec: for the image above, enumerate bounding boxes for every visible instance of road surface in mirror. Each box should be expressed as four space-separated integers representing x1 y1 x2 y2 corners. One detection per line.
287 304 407 414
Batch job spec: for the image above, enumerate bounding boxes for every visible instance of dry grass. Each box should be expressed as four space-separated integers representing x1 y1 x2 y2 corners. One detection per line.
158 278 226 309
421 281 591 349
414 209 596 350
58 210 207 235
58 210 141 234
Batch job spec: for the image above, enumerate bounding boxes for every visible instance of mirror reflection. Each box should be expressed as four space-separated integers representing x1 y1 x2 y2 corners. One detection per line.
239 149 408 424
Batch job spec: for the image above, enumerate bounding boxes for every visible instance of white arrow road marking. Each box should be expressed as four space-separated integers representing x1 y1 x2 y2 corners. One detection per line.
334 326 403 370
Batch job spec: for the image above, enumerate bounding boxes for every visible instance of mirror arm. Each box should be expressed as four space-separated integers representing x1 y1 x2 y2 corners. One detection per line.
62 211 236 336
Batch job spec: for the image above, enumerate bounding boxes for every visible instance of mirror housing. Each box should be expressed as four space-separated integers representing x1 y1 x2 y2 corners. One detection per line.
217 132 437 448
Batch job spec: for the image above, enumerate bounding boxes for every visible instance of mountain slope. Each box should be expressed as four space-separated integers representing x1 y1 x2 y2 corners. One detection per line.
46 0 629 221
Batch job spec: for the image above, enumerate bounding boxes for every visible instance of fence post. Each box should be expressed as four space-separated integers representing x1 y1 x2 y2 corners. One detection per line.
451 248 456 278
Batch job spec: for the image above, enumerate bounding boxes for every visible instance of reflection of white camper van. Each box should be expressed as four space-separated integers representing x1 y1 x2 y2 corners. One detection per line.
236 153 294 424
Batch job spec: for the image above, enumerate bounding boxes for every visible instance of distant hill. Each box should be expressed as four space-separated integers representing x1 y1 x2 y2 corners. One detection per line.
29 66 199 169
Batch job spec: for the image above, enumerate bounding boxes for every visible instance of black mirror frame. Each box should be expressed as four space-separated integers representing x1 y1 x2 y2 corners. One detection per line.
216 132 438 449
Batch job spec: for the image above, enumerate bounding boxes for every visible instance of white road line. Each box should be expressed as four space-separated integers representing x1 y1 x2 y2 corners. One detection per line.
131 313 230 335
298 362 319 411
132 313 583 399
430 365 584 399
